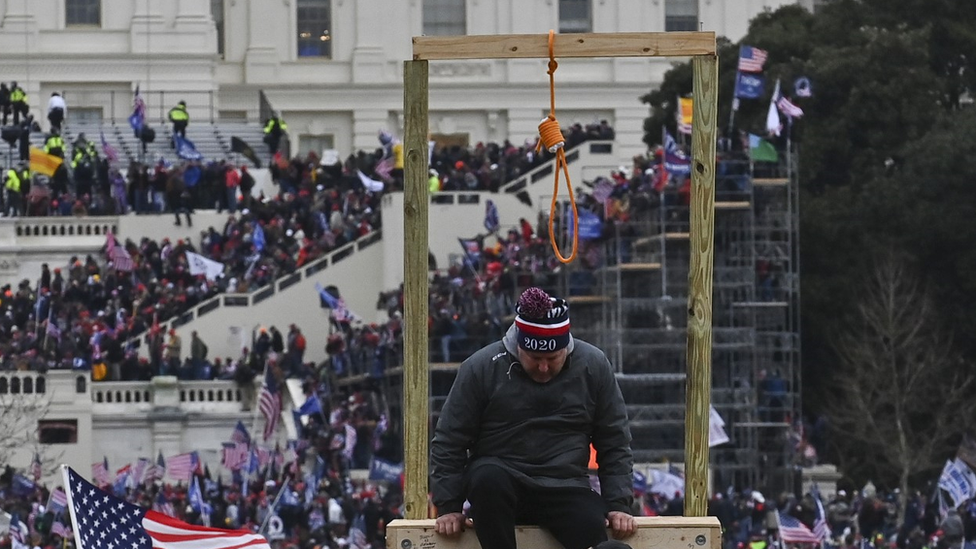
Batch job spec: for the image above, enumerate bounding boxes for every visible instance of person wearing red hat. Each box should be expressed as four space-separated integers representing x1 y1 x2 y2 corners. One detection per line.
431 287 636 549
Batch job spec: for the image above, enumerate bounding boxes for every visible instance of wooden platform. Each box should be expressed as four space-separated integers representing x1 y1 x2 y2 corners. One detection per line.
633 233 690 248
731 301 788 308
387 517 721 549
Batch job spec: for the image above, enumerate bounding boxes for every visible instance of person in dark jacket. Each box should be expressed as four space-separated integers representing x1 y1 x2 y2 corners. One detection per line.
430 287 636 549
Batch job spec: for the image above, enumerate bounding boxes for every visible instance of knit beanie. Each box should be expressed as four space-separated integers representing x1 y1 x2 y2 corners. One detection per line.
514 287 571 352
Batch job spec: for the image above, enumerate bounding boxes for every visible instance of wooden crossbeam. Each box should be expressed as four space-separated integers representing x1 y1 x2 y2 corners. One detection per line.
413 31 716 60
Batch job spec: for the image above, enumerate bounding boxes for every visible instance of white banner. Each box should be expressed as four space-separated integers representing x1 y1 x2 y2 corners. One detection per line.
186 252 226 281
939 459 976 507
649 469 684 498
709 406 730 447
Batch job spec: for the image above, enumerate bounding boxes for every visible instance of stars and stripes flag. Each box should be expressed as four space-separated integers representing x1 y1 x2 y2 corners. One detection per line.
737 45 768 73
91 457 110 487
105 231 135 272
132 458 150 486
164 452 198 483
777 95 805 119
776 511 821 544
812 493 830 542
316 283 356 323
152 490 176 517
231 420 251 445
51 521 71 539
143 452 166 484
48 487 68 516
259 370 282 441
61 466 270 549
221 442 250 471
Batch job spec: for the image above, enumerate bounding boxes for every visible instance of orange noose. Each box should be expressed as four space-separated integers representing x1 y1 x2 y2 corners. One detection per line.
537 30 578 264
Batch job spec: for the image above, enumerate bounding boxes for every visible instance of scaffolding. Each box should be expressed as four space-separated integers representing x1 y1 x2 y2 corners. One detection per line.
560 154 801 493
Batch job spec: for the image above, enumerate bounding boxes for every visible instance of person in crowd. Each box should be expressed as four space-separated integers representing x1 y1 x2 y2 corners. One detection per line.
47 92 67 133
263 113 288 155
0 83 10 125
431 287 637 549
9 81 28 125
168 100 189 147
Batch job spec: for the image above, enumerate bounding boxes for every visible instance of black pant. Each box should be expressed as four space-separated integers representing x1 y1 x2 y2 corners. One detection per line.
466 464 608 549
49 108 64 132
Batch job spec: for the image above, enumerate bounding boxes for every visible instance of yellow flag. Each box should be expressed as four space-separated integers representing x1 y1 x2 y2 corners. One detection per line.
678 97 694 135
29 146 63 177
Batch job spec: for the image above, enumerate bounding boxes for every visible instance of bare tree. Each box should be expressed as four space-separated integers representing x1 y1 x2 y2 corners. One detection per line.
827 251 975 522
0 386 60 476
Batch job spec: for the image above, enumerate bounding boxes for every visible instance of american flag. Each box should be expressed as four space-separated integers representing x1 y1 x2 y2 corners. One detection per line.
259 370 281 441
51 521 71 539
738 45 768 73
105 231 135 272
777 96 805 119
132 458 150 486
777 511 821 544
62 466 270 549
812 491 830 541
91 457 110 486
144 452 166 484
48 487 68 516
221 442 250 471
255 446 272 470
152 490 176 517
164 452 198 482
231 420 251 445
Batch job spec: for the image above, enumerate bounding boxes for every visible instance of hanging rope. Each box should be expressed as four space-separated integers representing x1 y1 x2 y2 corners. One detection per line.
538 30 578 264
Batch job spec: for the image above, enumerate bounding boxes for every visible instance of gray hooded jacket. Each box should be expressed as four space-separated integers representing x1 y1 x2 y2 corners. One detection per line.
430 324 634 515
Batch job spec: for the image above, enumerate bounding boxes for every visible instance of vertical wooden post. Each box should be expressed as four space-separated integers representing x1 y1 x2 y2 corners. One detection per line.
684 53 719 517
402 59 430 520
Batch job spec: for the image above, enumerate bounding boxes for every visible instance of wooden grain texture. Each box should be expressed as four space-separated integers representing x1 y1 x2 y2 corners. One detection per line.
402 60 430 521
684 54 719 518
413 32 716 60
386 517 722 549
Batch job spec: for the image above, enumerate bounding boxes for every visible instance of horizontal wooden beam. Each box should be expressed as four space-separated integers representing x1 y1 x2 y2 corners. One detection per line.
413 31 716 60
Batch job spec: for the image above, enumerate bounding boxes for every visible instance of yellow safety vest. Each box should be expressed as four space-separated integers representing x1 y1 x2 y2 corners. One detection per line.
10 87 26 103
168 105 189 122
5 169 21 193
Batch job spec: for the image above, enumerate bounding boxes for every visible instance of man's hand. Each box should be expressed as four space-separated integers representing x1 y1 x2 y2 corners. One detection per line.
605 511 636 539
434 512 473 537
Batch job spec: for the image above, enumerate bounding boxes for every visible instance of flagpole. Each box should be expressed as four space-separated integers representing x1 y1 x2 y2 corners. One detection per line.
660 125 668 299
60 465 88 549
259 477 288 534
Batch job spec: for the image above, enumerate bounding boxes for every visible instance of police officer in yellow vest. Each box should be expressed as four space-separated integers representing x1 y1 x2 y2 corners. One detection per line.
45 131 65 158
263 113 287 155
9 82 28 125
168 100 189 148
5 163 25 216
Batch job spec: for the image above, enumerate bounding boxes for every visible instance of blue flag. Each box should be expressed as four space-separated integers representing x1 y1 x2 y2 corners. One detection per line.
253 223 266 252
566 209 603 241
188 476 204 514
11 473 36 496
368 457 404 483
298 394 322 416
484 199 499 233
734 72 765 99
174 134 204 161
128 86 146 137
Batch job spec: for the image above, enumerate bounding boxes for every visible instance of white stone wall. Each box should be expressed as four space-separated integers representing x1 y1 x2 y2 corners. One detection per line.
0 0 793 167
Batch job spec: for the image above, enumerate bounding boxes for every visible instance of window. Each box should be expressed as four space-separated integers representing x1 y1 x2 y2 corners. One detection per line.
665 0 698 31
423 0 466 36
65 0 101 26
300 134 334 158
559 0 591 33
38 420 78 444
297 0 332 58
211 0 225 56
